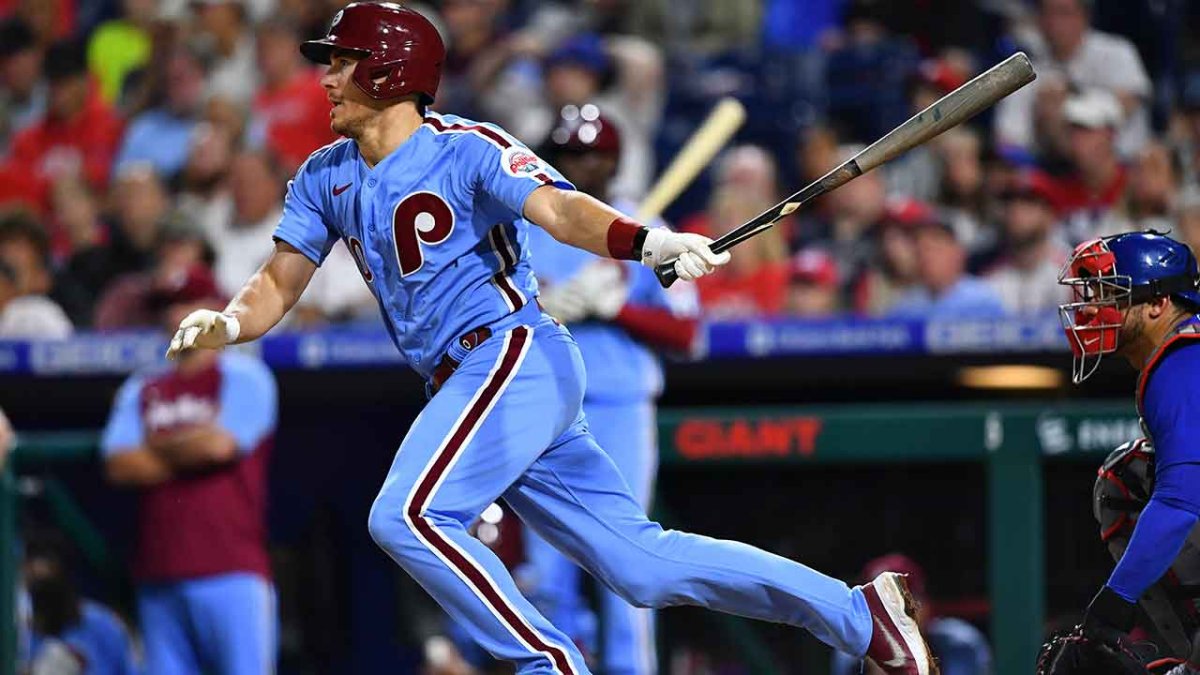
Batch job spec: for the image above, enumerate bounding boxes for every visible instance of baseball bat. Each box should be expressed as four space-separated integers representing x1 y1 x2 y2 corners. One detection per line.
655 51 1037 287
636 97 746 223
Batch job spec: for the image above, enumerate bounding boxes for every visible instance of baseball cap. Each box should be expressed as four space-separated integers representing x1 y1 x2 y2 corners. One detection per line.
790 249 839 288
546 33 611 77
1063 89 1122 130
1000 169 1056 205
880 197 937 229
148 263 223 309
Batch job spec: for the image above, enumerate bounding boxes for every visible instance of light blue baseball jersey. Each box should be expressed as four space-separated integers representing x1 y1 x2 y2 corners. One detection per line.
273 112 572 377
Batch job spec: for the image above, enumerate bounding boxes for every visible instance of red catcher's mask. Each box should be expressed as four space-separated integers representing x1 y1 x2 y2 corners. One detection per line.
1057 238 1131 383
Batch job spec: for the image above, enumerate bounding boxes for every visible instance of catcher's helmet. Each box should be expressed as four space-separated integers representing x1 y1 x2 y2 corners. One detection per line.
300 2 445 104
1058 231 1200 382
545 104 621 156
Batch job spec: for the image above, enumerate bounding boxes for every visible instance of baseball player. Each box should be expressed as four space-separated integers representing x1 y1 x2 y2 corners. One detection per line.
102 265 278 675
166 4 938 674
1046 231 1200 674
515 104 697 674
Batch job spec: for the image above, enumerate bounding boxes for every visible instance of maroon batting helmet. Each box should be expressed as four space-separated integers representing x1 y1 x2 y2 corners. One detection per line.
300 2 445 104
546 104 621 155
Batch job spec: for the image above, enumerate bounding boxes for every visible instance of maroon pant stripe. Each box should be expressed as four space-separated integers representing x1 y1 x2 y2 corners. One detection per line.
406 328 574 673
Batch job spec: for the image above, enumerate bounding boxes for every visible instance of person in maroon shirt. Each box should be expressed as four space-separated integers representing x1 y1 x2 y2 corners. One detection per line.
100 266 278 675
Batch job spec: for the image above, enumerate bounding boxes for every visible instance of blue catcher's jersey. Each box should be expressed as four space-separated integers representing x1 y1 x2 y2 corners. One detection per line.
274 112 572 377
526 199 693 401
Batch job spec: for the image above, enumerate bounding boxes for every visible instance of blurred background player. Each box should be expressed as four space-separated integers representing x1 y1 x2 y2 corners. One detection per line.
830 554 991 675
518 103 698 675
19 530 137 675
99 263 277 675
1057 231 1200 674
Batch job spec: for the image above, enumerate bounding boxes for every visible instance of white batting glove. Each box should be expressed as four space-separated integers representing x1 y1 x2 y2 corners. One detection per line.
166 310 240 360
640 228 730 281
573 260 628 319
538 282 589 324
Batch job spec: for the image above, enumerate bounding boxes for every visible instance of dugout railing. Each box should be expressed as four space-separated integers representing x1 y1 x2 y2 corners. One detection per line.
3 401 1136 675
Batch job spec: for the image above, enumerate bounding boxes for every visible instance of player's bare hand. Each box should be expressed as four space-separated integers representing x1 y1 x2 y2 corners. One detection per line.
641 228 730 281
166 310 240 360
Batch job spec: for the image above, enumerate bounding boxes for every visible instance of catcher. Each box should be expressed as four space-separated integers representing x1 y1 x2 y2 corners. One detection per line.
1039 231 1200 675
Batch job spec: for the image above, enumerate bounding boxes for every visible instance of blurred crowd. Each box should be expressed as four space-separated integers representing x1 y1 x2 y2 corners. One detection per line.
0 0 1199 339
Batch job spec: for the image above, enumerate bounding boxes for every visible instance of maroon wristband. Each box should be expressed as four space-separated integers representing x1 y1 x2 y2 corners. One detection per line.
606 217 647 261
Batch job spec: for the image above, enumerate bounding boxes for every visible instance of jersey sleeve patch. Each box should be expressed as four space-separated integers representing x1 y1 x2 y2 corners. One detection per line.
501 146 549 179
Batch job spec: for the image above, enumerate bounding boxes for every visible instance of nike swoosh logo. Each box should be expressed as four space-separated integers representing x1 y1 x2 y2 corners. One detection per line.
1082 336 1100 347
333 183 352 196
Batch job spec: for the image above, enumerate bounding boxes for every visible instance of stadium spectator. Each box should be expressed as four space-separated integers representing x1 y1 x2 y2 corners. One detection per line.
994 0 1151 160
489 32 662 203
798 144 889 282
852 198 926 316
191 0 259 109
823 0 920 144
113 45 207 180
692 187 789 319
101 267 278 674
212 150 283 297
887 56 975 203
0 17 45 148
831 554 991 675
21 530 138 675
624 0 762 56
984 171 1071 315
1126 140 1179 233
49 177 106 324
248 17 336 173
889 215 1006 319
435 0 508 117
1178 186 1200 257
1175 70 1200 188
85 0 154 105
936 127 990 255
177 123 236 237
94 224 214 330
6 38 124 210
787 249 841 317
1049 89 1131 243
0 210 72 338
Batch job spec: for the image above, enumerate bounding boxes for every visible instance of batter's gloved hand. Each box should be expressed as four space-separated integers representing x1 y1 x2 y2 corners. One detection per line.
1164 663 1200 675
166 310 240 360
640 228 730 282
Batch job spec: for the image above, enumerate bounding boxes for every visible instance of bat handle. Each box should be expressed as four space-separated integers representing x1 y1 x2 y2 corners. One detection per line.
654 237 735 288
654 261 679 288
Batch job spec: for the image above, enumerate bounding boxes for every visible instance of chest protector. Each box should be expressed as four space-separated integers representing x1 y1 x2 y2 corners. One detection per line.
1094 438 1200 661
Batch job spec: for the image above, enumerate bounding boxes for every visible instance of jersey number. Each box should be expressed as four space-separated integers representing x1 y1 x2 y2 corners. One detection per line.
394 192 454 276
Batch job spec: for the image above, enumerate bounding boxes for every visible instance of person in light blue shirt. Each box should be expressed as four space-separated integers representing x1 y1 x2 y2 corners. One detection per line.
888 219 1007 320
21 531 138 675
112 46 206 180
